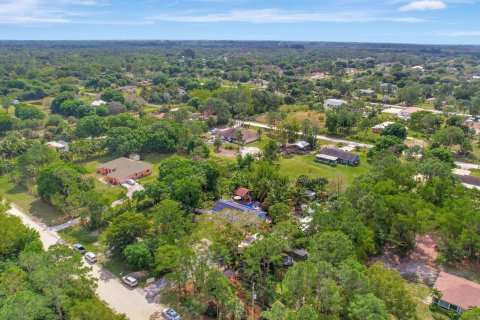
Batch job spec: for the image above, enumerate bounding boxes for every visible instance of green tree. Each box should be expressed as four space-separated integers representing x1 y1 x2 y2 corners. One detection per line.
348 293 389 320
381 123 407 140
103 212 149 252
309 231 356 266
263 140 279 162
76 115 105 140
123 243 152 270
367 262 417 320
14 103 45 120
268 202 292 223
0 290 54 320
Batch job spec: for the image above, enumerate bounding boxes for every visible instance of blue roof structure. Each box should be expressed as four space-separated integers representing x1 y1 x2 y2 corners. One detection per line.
212 199 267 221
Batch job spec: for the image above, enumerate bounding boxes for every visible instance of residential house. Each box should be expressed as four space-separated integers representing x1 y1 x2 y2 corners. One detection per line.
97 157 152 185
412 65 424 71
359 89 375 95
91 100 106 107
283 141 311 155
324 99 347 110
117 85 137 93
372 121 395 133
433 271 480 314
467 122 480 135
46 140 69 151
315 147 360 166
212 199 266 221
398 107 424 120
217 127 258 144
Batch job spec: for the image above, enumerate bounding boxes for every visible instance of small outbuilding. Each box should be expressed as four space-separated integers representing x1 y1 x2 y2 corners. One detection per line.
91 100 107 107
324 99 348 110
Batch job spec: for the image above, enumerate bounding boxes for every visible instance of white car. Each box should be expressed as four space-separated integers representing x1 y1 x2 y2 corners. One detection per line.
84 252 97 263
122 275 138 287
162 308 180 320
126 179 136 186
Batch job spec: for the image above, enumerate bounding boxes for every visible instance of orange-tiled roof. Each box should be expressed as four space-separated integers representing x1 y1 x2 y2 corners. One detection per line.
234 187 251 197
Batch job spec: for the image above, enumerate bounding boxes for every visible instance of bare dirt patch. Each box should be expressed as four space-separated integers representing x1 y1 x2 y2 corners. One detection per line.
370 234 440 285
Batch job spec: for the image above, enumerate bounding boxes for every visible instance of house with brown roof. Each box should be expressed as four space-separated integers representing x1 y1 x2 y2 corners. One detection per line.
97 157 152 185
433 271 480 314
217 127 258 144
233 187 253 203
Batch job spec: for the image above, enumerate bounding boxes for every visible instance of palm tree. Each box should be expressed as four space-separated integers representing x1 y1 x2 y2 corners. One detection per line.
213 137 222 151
257 127 263 141
288 186 309 212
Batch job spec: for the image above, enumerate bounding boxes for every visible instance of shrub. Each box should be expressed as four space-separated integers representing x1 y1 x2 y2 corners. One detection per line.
123 243 152 271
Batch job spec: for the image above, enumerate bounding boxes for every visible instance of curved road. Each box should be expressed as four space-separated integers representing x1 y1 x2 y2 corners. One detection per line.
7 204 161 320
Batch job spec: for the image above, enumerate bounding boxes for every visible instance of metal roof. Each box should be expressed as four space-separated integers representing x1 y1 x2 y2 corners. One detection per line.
212 199 266 221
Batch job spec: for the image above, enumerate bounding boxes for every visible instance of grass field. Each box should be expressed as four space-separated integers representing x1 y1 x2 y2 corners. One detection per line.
60 226 105 254
278 153 369 187
0 176 64 225
256 110 325 127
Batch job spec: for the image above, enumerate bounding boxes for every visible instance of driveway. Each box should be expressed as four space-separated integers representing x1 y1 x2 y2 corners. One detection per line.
122 182 145 199
7 204 162 320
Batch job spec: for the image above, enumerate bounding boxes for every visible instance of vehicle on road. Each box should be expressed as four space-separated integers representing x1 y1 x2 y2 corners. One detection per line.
85 252 97 263
126 179 136 186
73 243 86 254
122 275 138 287
163 308 181 320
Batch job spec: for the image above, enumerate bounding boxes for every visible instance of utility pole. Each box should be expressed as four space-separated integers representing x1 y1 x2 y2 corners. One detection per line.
251 282 255 320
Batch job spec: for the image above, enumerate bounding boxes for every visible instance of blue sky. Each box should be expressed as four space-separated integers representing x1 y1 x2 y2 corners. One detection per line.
0 0 479 44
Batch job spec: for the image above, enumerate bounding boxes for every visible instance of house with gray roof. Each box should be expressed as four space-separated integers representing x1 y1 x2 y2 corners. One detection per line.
315 147 360 166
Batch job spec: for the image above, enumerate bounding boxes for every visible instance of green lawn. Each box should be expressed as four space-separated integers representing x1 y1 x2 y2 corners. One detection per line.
94 180 125 203
404 282 451 320
60 226 105 254
0 176 64 225
278 152 369 187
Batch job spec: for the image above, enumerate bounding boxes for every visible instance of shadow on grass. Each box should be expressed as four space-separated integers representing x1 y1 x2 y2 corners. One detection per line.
28 199 64 225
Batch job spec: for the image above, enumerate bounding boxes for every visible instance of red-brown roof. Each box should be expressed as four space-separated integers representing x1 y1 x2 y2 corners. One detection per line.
234 187 251 197
435 271 480 310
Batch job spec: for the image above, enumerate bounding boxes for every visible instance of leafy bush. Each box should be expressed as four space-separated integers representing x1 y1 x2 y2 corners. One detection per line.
123 242 152 270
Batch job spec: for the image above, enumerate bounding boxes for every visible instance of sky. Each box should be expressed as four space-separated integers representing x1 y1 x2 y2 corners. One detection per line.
0 0 480 44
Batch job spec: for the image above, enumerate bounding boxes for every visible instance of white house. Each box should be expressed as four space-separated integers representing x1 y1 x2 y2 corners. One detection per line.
372 121 395 133
91 100 106 107
398 107 424 120
46 140 69 150
324 99 347 110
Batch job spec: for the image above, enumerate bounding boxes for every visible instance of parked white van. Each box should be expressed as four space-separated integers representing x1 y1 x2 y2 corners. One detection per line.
85 252 97 263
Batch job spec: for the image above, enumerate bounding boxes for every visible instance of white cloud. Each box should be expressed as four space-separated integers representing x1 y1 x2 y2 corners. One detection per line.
150 8 426 23
399 0 447 11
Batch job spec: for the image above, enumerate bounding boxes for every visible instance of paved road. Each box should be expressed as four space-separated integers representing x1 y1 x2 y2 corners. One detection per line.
7 204 162 320
241 121 374 148
456 161 480 170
